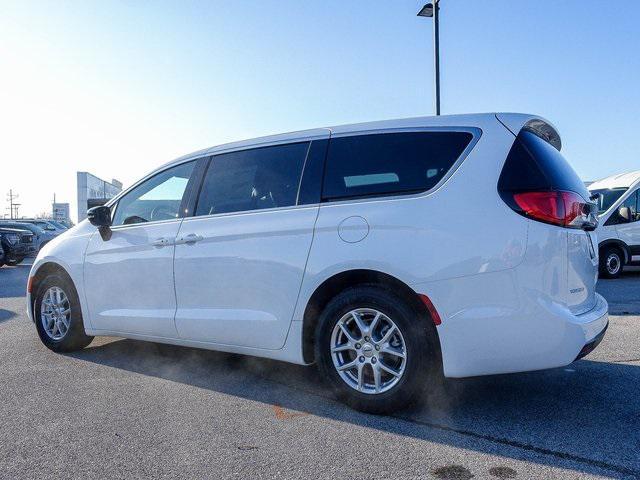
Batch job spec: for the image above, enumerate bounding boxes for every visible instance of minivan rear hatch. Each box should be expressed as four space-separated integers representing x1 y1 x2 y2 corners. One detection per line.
497 117 599 315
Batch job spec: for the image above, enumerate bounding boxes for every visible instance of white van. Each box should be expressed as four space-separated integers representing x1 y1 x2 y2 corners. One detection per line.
27 113 608 413
588 171 640 278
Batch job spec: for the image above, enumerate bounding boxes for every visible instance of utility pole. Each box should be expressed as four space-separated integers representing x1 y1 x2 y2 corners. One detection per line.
6 189 20 219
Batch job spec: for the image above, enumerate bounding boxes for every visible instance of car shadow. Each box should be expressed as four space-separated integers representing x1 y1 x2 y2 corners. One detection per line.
68 338 640 478
0 309 16 323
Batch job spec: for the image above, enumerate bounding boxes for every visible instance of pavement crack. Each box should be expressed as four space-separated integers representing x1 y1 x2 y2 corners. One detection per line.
613 357 640 364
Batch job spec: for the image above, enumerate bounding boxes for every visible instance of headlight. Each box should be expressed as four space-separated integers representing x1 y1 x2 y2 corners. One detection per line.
5 233 20 245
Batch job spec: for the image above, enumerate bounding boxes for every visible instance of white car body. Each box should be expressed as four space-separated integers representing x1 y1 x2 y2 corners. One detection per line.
27 113 608 378
588 171 640 271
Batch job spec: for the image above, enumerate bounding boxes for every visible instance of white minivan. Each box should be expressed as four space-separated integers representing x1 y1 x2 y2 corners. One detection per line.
27 113 608 413
588 171 640 278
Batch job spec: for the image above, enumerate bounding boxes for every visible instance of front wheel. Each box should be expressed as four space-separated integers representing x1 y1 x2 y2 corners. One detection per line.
34 274 93 352
315 285 441 414
600 247 623 279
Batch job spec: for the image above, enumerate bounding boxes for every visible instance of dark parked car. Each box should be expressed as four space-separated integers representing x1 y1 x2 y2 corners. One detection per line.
0 239 5 266
0 227 35 266
0 221 45 252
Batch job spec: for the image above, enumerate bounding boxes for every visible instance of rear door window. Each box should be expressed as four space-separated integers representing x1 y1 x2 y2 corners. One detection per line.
322 131 474 201
195 142 309 216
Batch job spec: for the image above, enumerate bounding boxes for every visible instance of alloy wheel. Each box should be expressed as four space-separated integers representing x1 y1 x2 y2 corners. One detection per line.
40 286 71 341
330 308 407 394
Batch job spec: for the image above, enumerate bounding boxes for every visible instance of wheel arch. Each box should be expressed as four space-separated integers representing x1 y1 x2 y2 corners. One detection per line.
301 269 441 364
30 262 77 315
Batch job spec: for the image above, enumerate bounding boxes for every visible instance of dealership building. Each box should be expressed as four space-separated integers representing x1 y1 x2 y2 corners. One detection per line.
76 172 122 222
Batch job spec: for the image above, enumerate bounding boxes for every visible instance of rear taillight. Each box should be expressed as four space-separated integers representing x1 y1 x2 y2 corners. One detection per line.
508 190 597 230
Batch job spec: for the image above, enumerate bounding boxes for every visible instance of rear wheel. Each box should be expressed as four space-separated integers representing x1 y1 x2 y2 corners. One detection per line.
600 247 623 279
34 274 93 352
315 285 440 414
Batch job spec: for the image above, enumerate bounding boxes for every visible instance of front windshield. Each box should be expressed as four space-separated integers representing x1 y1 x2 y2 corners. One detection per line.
590 188 628 213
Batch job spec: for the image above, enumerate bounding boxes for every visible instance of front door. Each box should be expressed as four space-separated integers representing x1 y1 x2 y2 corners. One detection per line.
173 140 324 349
84 160 196 337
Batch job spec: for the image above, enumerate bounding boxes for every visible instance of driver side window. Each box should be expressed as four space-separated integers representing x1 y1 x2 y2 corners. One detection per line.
112 161 195 226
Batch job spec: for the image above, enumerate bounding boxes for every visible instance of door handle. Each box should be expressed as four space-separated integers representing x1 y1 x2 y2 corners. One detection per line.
176 233 203 245
152 237 172 247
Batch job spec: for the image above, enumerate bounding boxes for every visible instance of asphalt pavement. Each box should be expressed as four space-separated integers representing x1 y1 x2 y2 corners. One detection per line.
1 261 639 479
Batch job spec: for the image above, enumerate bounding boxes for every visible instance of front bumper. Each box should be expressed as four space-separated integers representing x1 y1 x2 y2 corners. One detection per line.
6 244 29 258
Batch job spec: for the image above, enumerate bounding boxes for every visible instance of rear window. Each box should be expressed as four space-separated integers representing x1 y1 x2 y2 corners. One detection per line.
498 129 589 199
322 131 474 201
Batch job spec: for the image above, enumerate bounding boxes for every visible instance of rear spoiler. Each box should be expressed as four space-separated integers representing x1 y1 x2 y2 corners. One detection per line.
496 113 562 151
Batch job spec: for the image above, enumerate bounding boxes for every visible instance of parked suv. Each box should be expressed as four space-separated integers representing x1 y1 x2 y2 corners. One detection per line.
0 221 45 253
12 219 62 243
0 226 34 266
588 171 640 278
27 113 608 413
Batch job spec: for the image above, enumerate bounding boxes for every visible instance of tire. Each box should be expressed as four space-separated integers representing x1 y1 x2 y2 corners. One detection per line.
314 285 441 414
600 246 624 279
34 273 93 352
6 257 24 266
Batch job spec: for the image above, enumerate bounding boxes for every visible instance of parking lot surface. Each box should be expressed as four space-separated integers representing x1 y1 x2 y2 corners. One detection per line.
1 262 639 479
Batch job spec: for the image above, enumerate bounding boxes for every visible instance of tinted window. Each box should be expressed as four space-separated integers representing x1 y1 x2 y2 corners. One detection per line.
606 190 640 225
498 129 589 199
322 132 473 201
297 139 328 205
195 142 309 216
112 161 195 226
590 188 627 213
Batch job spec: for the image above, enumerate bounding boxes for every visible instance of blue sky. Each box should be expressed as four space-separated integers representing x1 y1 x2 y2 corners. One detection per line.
1 0 639 219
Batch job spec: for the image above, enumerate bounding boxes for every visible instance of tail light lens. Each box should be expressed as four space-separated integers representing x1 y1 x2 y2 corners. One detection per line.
509 190 597 230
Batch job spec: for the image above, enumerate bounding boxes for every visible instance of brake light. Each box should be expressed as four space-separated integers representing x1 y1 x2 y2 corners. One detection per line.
511 190 591 229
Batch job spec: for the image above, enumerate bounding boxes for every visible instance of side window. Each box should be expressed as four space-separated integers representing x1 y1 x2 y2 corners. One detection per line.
195 142 309 216
623 190 640 222
112 161 196 226
607 190 640 225
322 131 473 201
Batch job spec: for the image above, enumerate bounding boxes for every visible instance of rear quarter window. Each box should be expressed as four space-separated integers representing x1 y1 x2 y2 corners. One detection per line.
322 131 474 201
498 129 589 199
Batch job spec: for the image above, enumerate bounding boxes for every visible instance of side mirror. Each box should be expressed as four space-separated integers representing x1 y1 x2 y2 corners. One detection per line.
87 206 112 241
618 206 631 223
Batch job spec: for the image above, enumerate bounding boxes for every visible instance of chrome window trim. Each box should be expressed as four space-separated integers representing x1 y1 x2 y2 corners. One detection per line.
103 127 479 227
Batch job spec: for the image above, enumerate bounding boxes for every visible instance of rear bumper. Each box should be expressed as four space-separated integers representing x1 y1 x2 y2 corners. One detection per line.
575 321 608 361
433 290 609 378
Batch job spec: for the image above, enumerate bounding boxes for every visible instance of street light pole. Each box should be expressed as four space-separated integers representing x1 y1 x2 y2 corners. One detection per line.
418 1 441 115
432 0 440 115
